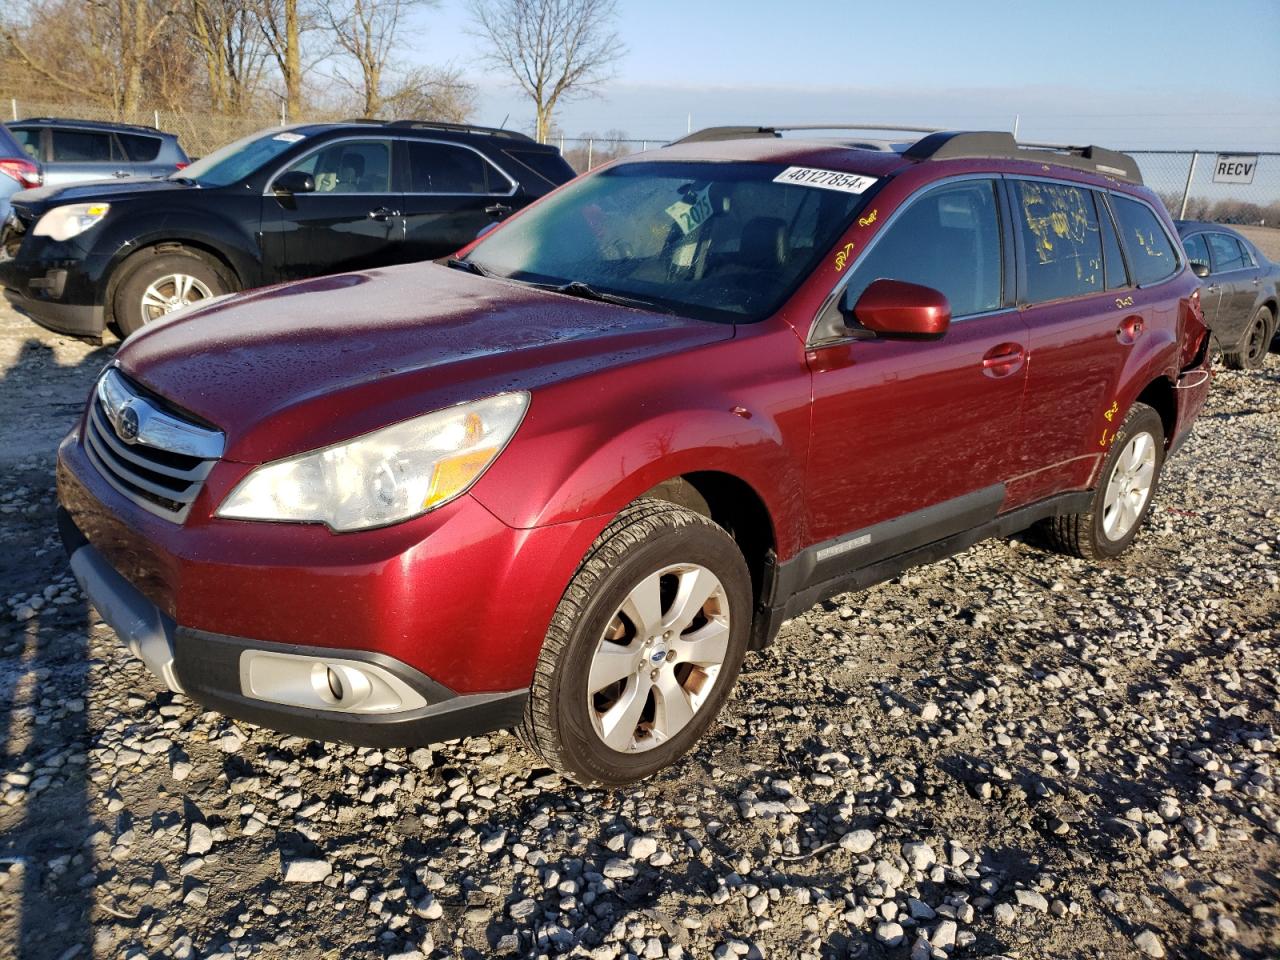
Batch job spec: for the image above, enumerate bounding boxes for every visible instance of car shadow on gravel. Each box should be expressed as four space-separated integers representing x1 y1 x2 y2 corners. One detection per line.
0 336 115 959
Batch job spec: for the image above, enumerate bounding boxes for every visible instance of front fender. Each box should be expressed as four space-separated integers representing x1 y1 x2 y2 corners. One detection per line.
94 206 263 290
470 327 811 560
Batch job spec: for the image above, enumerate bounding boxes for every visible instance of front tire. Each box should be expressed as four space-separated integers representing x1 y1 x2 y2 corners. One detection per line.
521 499 752 787
1222 306 1273 370
112 248 234 338
1042 402 1165 560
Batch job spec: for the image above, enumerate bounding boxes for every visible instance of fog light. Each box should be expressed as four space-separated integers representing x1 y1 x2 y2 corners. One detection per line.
241 650 430 714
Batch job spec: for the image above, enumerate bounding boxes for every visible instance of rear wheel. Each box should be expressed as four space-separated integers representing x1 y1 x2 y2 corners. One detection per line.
521 499 752 786
1222 306 1273 370
112 248 234 338
1041 402 1165 560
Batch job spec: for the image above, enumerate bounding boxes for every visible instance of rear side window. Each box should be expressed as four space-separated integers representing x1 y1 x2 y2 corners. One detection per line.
1206 233 1250 272
502 149 575 187
1110 195 1179 286
117 133 162 162
50 129 119 163
408 142 503 194
8 127 41 161
1182 233 1211 274
841 179 1003 319
1010 179 1103 303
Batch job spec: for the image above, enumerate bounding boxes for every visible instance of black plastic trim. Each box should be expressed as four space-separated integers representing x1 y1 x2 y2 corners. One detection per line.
173 628 528 748
750 489 1092 649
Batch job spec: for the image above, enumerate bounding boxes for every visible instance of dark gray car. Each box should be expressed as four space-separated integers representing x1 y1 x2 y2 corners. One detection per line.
5 118 189 187
1177 220 1279 369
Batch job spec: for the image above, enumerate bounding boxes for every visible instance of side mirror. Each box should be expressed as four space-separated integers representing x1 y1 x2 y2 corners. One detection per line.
273 170 315 195
851 278 951 339
1190 261 1210 279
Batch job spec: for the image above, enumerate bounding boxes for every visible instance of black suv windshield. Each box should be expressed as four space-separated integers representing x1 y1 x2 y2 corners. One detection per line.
465 161 870 322
175 128 311 188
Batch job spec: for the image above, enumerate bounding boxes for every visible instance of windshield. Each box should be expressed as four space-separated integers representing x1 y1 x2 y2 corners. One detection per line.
465 161 870 322
174 128 311 188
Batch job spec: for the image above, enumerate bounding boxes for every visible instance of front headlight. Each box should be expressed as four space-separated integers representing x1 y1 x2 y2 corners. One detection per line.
32 203 111 242
217 393 529 532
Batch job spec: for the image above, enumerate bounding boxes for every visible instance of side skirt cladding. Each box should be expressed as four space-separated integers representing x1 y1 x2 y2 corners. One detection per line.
749 487 1093 649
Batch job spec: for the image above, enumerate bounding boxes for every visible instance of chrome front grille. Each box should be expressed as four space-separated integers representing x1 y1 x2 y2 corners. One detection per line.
83 368 224 523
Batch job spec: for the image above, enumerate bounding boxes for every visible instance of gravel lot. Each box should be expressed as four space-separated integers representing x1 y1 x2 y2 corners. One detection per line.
0 304 1276 960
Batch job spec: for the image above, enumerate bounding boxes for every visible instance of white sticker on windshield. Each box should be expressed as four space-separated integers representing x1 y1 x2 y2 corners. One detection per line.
665 187 714 236
272 132 305 143
773 167 877 194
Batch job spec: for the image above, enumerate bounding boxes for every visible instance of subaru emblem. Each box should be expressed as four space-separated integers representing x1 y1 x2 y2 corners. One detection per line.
117 403 140 443
650 649 666 665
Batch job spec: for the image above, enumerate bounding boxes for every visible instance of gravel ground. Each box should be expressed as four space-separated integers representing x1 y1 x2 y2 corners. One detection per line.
0 306 1277 960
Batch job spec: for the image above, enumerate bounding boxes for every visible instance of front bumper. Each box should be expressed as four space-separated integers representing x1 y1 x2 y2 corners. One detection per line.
0 252 107 337
60 506 529 746
56 424 609 744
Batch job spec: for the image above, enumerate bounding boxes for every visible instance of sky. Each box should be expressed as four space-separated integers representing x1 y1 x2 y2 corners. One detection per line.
402 0 1280 151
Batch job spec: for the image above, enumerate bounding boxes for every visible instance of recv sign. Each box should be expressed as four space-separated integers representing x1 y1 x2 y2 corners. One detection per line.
1213 154 1258 184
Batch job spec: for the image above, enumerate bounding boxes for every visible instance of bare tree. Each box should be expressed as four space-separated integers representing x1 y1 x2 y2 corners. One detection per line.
378 65 476 122
321 0 430 118
258 0 310 120
2 0 181 115
192 0 270 112
469 0 623 143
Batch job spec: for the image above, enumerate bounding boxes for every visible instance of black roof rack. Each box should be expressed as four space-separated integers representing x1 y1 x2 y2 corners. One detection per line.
15 116 161 134
903 131 1142 184
671 124 1143 184
383 119 535 141
672 123 941 145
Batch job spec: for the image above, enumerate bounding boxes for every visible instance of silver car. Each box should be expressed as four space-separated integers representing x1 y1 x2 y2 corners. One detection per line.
6 118 189 187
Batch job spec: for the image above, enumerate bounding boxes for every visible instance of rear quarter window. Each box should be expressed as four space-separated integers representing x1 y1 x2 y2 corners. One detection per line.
1110 194 1179 286
502 149 576 188
117 133 162 162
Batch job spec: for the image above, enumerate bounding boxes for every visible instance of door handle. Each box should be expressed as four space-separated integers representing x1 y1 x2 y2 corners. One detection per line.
368 207 399 221
484 203 513 219
112 170 130 178
1116 315 1144 344
981 342 1025 377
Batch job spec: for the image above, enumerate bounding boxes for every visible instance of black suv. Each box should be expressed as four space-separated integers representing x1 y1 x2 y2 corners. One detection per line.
0 120 576 338
6 117 190 187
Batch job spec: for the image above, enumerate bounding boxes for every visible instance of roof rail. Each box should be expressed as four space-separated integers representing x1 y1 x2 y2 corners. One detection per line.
383 119 535 141
672 123 941 145
903 131 1143 184
672 124 1143 184
16 116 161 133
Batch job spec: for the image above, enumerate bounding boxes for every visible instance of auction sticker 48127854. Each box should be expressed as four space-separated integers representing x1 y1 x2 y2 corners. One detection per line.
773 167 878 194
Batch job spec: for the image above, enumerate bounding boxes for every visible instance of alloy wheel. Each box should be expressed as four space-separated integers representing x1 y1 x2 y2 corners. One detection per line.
1102 431 1157 540
139 273 213 323
587 563 730 753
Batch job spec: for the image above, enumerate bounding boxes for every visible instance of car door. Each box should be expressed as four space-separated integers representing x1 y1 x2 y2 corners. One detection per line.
805 177 1028 553
267 137 401 281
115 131 169 179
398 139 517 262
1004 180 1137 506
1205 231 1260 348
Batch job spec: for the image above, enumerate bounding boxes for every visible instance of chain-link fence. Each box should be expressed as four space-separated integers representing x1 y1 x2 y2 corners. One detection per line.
7 97 1279 229
1126 150 1280 226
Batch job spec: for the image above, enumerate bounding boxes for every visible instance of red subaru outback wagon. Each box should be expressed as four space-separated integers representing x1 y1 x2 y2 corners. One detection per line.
57 126 1212 786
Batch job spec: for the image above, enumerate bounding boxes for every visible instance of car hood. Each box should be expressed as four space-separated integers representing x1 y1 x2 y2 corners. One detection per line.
15 176 192 209
116 263 734 463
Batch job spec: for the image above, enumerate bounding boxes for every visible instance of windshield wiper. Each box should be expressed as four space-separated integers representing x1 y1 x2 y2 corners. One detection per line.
552 281 662 311
446 256 489 276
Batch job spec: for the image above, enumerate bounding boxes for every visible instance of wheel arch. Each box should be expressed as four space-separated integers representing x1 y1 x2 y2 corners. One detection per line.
637 471 778 611
103 239 245 327
1133 375 1177 448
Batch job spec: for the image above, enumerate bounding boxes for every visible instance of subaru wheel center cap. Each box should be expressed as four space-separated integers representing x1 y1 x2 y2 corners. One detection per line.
649 646 667 665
